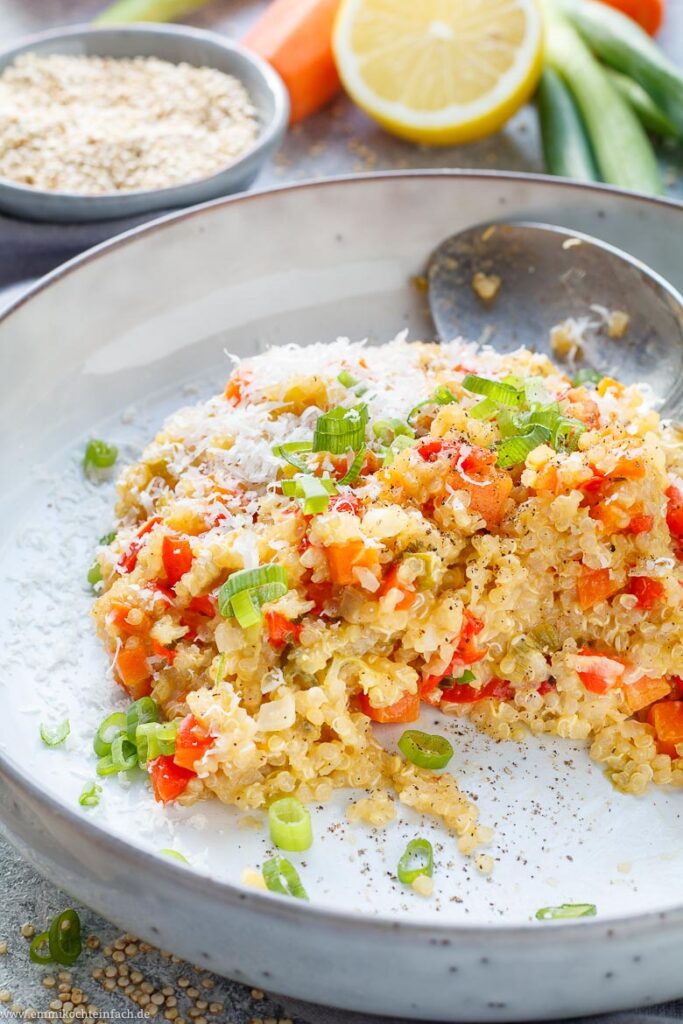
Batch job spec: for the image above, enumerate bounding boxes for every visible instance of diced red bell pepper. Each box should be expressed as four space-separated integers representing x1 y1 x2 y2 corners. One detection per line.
173 714 214 771
440 677 514 704
188 594 216 617
328 492 363 516
162 535 194 587
377 563 417 611
118 517 162 574
575 650 625 694
421 611 488 703
151 640 177 664
149 755 194 804
666 484 683 539
357 689 420 723
265 609 303 649
537 680 556 696
628 576 665 610
628 514 654 535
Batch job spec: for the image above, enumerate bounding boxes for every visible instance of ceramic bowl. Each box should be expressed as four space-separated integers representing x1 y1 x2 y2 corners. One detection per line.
1 173 683 1021
0 23 289 223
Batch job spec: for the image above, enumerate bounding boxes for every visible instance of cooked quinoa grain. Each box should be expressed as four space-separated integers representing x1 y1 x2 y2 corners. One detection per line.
92 335 683 876
0 54 257 194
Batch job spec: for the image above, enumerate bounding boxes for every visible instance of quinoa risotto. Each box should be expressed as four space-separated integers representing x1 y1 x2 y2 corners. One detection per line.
89 335 683 885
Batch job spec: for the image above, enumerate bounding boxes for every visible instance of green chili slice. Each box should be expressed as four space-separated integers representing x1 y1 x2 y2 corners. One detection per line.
78 782 102 808
126 696 159 742
93 711 127 758
397 838 434 885
268 797 313 853
262 856 309 900
48 909 82 966
29 931 53 965
83 438 118 472
398 729 454 770
40 720 70 748
536 903 597 921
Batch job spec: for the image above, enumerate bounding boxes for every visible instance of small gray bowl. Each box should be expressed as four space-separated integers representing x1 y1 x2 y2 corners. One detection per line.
0 22 290 223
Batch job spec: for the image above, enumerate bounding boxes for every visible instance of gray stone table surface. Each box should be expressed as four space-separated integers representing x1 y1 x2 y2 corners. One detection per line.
1 1 683 1022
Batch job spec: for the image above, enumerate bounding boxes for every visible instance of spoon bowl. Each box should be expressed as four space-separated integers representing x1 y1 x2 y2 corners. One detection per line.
427 221 683 415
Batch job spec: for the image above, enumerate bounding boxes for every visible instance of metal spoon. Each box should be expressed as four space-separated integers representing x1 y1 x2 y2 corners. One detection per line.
427 221 683 415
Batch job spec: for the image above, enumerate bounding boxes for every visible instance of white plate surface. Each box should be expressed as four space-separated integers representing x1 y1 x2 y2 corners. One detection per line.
2 173 683 1021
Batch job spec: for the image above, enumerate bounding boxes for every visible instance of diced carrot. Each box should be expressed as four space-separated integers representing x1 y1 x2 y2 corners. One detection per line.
577 567 621 610
649 700 683 757
594 0 663 35
535 463 559 493
604 454 646 480
173 714 214 771
623 676 671 713
224 369 251 406
378 564 417 611
326 540 379 586
628 576 665 610
418 439 512 529
628 513 654 534
149 755 194 804
265 609 303 649
244 0 341 123
162 535 193 587
574 650 625 694
357 689 420 724
108 602 152 636
115 641 152 700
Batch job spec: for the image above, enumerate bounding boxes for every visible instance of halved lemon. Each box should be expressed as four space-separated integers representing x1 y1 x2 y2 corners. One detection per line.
333 0 543 145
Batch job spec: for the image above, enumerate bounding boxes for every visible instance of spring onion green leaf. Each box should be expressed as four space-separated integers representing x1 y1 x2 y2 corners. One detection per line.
397 838 434 886
48 909 82 966
78 782 102 808
29 931 53 965
136 721 178 766
262 856 309 900
126 696 159 742
469 397 499 421
93 711 127 758
218 565 289 627
313 405 368 454
462 375 524 408
338 445 366 485
272 441 314 474
535 903 597 921
83 439 118 473
160 848 189 864
268 797 313 852
40 720 70 748
398 730 454 771
496 425 552 469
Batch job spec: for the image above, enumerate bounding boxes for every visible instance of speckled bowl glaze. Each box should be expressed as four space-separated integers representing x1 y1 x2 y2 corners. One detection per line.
0 23 289 223
2 173 683 1021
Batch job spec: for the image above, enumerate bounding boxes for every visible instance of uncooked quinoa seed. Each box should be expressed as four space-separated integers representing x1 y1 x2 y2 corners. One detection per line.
0 53 258 194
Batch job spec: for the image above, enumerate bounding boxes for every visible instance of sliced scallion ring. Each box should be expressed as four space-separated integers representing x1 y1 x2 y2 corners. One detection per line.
272 441 314 474
87 562 103 587
218 565 288 627
136 721 178 766
535 903 597 921
313 404 368 454
160 848 189 864
268 797 313 852
262 856 309 900
469 397 498 421
337 370 358 388
29 931 53 965
93 711 127 758
282 475 337 515
40 720 70 748
382 435 418 467
372 418 414 445
126 696 159 743
397 838 434 885
78 782 102 808
97 735 138 776
496 425 552 469
48 909 82 966
462 374 524 407
398 729 454 771
339 445 366 486
83 438 118 473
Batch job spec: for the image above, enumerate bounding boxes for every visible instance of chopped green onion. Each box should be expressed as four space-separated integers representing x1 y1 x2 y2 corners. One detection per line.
262 856 309 900
218 565 288 626
83 439 118 473
272 441 314 474
372 418 414 445
522 377 551 406
281 476 337 498
572 368 604 387
398 729 453 771
462 375 524 408
339 445 366 486
29 931 53 965
99 530 117 545
536 903 597 921
337 370 358 388
287 475 336 515
496 425 552 469
313 405 368 454
93 711 127 758
87 562 102 587
397 838 434 885
96 735 138 776
553 417 586 453
469 397 498 421
48 909 82 966
160 848 189 864
136 721 178 766
382 435 418 467
268 797 313 852
126 696 159 743
432 385 457 405
40 720 70 748
78 782 102 808
451 669 476 685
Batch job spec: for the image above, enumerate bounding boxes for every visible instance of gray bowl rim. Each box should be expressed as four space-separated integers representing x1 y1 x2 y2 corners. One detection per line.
2 168 683 943
0 21 290 204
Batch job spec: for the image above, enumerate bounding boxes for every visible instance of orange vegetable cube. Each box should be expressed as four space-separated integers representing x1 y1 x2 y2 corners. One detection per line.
577 567 621 610
326 540 379 586
649 700 683 758
623 676 671 713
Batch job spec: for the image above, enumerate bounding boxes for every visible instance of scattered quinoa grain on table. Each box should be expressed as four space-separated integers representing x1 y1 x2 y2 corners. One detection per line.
0 53 258 194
